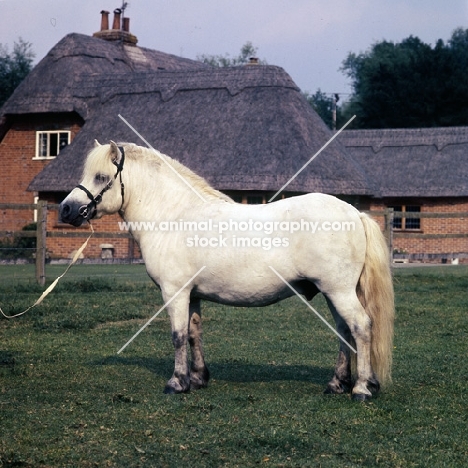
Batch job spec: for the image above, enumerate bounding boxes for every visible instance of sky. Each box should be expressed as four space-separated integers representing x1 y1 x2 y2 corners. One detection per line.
1 0 467 98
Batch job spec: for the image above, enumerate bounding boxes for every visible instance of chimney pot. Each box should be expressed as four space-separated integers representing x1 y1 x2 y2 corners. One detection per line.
93 8 137 45
100 10 110 31
112 8 122 30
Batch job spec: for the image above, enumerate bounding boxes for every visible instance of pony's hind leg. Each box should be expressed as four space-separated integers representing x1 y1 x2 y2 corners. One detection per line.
188 298 210 390
323 300 353 395
324 291 380 401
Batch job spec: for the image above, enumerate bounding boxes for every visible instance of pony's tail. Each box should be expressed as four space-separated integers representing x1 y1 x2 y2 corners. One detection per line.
355 213 395 387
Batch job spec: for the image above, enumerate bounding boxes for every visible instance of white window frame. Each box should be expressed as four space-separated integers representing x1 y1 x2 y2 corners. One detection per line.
34 130 71 160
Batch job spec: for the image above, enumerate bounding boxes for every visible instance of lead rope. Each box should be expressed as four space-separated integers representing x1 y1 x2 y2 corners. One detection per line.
0 222 94 319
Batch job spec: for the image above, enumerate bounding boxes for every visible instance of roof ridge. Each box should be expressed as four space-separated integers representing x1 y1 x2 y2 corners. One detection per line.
70 66 298 102
342 126 468 152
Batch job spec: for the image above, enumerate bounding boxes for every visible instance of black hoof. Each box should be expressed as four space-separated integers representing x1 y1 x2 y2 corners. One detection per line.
163 371 191 394
352 393 372 402
190 366 210 391
367 378 381 395
163 375 191 394
190 381 207 391
163 385 190 395
190 375 209 390
324 379 352 395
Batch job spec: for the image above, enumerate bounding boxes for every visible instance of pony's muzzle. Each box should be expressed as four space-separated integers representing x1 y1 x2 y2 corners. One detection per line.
59 201 87 227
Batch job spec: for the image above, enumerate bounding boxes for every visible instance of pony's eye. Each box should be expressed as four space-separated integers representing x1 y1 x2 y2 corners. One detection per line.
95 174 109 184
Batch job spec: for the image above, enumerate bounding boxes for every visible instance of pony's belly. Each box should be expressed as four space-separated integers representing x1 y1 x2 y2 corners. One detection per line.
192 277 319 307
193 285 296 307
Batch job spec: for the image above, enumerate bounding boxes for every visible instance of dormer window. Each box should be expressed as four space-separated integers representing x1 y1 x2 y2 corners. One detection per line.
34 131 70 159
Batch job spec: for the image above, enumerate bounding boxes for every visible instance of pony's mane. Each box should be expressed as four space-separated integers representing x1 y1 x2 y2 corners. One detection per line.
125 144 234 202
88 143 234 203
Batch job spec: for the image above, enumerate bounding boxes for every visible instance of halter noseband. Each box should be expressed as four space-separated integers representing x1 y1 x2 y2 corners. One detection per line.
77 146 125 220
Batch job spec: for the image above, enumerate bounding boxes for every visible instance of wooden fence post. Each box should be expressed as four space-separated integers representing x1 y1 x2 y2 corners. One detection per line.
383 207 394 260
36 201 47 286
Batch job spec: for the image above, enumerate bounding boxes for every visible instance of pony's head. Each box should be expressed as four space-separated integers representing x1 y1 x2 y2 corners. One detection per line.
60 140 126 226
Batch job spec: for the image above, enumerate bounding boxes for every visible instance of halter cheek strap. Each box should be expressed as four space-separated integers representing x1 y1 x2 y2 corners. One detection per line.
77 146 126 220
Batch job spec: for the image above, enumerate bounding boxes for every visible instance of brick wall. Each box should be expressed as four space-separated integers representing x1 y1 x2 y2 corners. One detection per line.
0 113 82 232
369 198 468 256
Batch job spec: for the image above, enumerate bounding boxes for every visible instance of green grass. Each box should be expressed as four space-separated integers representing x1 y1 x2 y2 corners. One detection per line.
1 264 467 467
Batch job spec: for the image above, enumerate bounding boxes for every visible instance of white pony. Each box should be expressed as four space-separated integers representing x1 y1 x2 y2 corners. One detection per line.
60 141 394 401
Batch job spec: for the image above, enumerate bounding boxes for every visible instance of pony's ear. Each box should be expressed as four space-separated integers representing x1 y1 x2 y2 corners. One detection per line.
109 140 123 165
94 139 101 147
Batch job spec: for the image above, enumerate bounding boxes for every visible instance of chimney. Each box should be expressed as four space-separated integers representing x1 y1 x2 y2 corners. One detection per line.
93 8 138 46
247 57 259 65
112 8 122 30
100 10 110 31
122 17 130 32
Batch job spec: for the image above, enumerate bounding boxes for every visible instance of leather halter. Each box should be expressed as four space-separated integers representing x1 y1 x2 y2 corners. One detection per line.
76 146 125 220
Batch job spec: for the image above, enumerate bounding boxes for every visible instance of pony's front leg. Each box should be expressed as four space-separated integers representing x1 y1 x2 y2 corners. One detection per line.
324 303 353 394
164 291 191 394
189 298 210 390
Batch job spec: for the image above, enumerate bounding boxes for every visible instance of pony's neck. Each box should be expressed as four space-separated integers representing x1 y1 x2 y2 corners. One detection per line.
120 147 232 223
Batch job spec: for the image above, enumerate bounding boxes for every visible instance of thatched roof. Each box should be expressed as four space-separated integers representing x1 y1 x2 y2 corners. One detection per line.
0 32 372 196
341 127 468 198
0 33 209 123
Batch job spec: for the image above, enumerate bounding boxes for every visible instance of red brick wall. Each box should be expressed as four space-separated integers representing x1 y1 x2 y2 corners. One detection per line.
368 198 468 256
0 113 82 232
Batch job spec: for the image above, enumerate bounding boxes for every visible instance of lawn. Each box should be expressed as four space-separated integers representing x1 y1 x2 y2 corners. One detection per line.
0 264 467 467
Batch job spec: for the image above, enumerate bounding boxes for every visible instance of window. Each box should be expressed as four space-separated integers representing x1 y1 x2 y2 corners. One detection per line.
389 205 403 229
388 205 420 230
405 206 421 230
35 131 70 159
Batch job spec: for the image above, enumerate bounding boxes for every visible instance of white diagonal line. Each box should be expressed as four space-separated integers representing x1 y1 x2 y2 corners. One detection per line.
268 266 357 353
118 114 207 203
268 115 356 203
117 266 206 354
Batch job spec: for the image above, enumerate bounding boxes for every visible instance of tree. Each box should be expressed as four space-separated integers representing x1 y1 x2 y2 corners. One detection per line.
0 38 35 108
341 29 468 128
197 41 267 67
304 90 343 130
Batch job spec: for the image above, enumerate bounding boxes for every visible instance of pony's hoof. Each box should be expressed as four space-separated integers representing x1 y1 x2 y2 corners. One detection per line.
324 386 344 395
367 378 381 395
324 379 352 395
163 377 190 394
190 366 210 390
164 375 190 395
163 385 177 394
190 381 208 391
163 385 189 395
351 393 372 402
190 374 209 390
